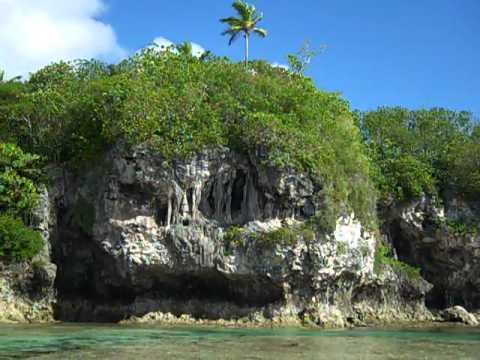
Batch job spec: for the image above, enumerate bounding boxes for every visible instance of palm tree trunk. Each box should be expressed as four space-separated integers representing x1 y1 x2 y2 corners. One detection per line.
244 33 249 68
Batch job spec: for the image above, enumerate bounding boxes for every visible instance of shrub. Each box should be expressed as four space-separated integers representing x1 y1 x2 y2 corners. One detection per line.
224 223 317 252
336 241 347 255
374 242 421 279
432 217 478 237
0 142 43 220
0 214 43 262
255 224 316 250
223 225 246 254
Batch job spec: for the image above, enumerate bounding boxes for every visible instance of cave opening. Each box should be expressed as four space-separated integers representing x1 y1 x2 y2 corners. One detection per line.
231 170 246 221
426 287 448 309
155 198 169 226
54 252 285 322
387 219 452 310
207 187 215 214
198 183 216 218
147 271 284 307
187 188 194 215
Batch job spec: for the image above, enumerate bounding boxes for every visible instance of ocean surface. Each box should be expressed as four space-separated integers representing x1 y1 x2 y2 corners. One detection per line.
0 323 479 359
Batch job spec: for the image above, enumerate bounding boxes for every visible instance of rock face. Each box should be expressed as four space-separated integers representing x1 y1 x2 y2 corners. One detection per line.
0 188 57 322
48 145 431 325
384 196 480 310
441 306 479 326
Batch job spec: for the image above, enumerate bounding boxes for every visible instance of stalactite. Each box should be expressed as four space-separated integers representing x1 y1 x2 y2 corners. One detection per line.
181 192 189 218
166 191 172 228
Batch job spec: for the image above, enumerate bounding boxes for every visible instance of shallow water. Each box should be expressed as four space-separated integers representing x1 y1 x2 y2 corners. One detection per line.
0 324 479 359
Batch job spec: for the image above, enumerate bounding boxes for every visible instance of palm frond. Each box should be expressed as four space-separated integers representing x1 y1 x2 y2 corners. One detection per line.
252 12 263 24
229 32 242 45
232 0 254 20
222 29 243 45
253 28 267 38
222 26 243 36
176 42 193 56
220 16 242 26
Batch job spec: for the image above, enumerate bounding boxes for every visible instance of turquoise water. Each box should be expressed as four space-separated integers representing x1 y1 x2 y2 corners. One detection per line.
0 324 479 359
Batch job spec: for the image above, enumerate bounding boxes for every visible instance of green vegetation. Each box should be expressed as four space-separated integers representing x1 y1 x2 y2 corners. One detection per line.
220 0 267 66
223 223 317 253
444 219 478 237
374 243 421 279
223 225 247 255
0 48 377 231
0 214 43 262
0 143 44 262
287 40 325 76
336 241 347 255
357 107 480 204
431 217 478 237
255 224 316 250
0 143 43 221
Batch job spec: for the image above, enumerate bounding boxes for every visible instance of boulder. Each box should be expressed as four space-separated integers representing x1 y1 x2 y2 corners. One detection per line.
441 306 479 326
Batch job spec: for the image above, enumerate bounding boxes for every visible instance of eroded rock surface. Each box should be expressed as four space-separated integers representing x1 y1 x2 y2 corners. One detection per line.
384 196 480 310
0 188 56 322
49 145 431 326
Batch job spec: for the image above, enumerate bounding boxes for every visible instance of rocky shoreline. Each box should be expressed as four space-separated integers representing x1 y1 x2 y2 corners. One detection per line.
118 307 479 329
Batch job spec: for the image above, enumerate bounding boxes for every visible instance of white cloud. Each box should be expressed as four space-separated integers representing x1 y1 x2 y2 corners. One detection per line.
271 62 289 70
152 36 174 50
0 0 126 78
190 43 206 57
151 36 205 58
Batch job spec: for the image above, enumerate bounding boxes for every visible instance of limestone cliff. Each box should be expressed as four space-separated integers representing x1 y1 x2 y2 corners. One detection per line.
384 195 480 310
43 144 431 326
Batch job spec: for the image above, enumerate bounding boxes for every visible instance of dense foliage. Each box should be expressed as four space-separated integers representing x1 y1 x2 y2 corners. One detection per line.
0 213 43 262
0 142 43 220
357 107 479 203
0 49 377 229
0 143 44 262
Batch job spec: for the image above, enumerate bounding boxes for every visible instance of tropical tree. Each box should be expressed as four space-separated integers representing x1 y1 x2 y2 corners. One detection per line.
176 42 194 57
287 40 326 75
220 0 267 67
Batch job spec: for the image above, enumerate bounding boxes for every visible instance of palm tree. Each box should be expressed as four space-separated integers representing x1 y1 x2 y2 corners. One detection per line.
220 0 267 67
176 42 194 57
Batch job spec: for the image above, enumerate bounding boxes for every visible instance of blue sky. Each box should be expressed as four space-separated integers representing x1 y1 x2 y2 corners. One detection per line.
102 0 479 115
1 0 478 115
